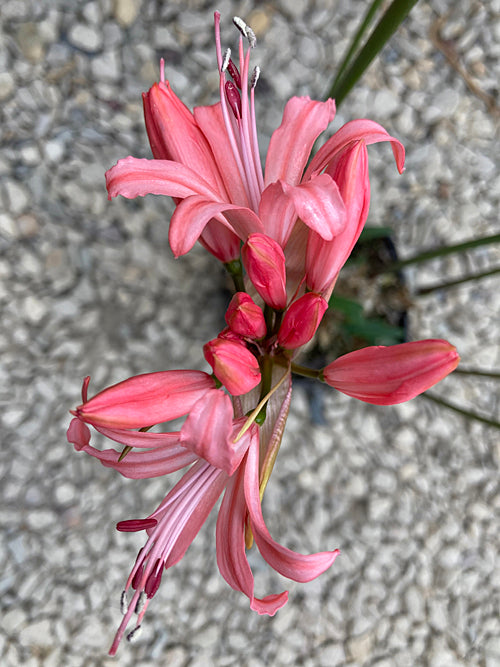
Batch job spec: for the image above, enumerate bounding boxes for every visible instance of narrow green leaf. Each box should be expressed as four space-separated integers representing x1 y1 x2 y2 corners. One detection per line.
328 0 420 107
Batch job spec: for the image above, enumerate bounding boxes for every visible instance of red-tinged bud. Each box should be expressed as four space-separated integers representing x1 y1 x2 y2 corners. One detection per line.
322 339 460 405
217 326 245 343
241 233 287 310
204 338 261 396
225 292 267 339
278 293 328 350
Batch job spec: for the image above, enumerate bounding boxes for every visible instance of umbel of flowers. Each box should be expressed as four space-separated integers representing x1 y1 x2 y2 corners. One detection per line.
67 13 459 655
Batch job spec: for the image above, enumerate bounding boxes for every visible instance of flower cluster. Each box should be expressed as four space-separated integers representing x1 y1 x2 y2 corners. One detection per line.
68 13 459 654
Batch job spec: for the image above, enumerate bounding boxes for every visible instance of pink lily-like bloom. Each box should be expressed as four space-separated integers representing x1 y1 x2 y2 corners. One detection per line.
105 12 404 266
322 340 460 405
67 373 339 655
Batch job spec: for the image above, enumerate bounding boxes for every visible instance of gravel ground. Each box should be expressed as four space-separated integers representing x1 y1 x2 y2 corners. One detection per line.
1 1 499 666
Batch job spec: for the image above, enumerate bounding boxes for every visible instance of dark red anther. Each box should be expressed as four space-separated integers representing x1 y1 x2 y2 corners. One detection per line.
225 81 242 119
144 560 164 599
131 564 144 590
116 518 158 532
227 58 242 89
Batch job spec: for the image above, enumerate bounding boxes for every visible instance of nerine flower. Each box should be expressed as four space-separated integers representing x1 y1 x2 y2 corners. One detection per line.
70 10 460 657
67 373 339 655
105 12 404 267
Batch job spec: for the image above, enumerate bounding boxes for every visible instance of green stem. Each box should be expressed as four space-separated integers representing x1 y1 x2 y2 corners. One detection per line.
256 355 274 424
453 368 500 380
328 0 420 107
420 393 500 430
382 234 500 272
224 258 245 293
264 304 274 335
416 267 500 295
329 0 385 95
290 362 322 380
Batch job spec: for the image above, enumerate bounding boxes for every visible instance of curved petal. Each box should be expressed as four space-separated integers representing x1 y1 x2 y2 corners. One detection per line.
265 97 335 187
105 156 219 201
180 389 251 475
67 417 91 450
75 442 197 478
244 434 340 582
94 425 182 449
194 102 251 207
169 195 263 257
143 83 228 197
216 452 289 615
281 173 346 241
199 219 241 263
305 119 405 180
258 181 298 248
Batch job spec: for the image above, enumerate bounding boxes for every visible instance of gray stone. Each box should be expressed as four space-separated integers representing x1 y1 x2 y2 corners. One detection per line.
67 23 103 53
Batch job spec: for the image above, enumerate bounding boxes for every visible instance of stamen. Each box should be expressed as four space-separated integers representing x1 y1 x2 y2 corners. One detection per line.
120 590 128 615
135 591 147 614
144 560 163 599
116 518 158 532
126 625 142 643
251 66 260 89
131 564 144 590
221 48 231 73
225 81 242 118
233 16 257 48
227 59 242 89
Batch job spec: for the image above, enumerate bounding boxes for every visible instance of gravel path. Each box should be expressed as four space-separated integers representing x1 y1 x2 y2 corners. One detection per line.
1 1 499 665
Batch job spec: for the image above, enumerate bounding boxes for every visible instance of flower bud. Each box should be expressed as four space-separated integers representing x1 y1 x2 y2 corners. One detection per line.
225 292 267 339
278 293 328 349
204 338 261 396
242 233 287 310
322 339 459 405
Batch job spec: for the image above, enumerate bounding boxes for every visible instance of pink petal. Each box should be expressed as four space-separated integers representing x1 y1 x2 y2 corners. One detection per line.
244 433 340 582
194 103 251 207
281 173 346 241
105 156 219 201
180 390 251 475
94 425 182 449
306 141 370 296
169 195 264 257
75 442 197 479
199 219 241 263
216 451 289 615
265 97 336 187
323 339 460 405
258 181 301 248
77 370 215 429
305 118 405 180
67 417 91 450
143 83 228 196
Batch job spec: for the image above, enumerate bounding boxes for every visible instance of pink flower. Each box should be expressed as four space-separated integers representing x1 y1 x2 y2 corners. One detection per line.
225 292 267 339
68 373 339 656
241 233 288 310
203 337 261 395
105 13 404 266
322 339 460 405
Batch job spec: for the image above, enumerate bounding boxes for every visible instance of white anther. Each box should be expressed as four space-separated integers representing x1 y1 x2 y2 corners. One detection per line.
127 625 142 643
135 591 146 615
246 26 257 48
120 590 128 615
222 48 231 73
251 66 260 89
233 16 247 35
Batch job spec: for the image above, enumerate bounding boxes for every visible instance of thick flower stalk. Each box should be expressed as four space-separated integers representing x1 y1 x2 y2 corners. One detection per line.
68 12 460 655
